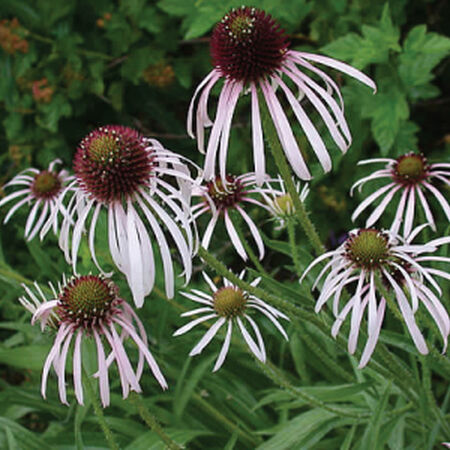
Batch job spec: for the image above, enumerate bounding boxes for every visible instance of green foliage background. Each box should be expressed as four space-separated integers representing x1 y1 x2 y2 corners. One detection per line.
0 0 449 449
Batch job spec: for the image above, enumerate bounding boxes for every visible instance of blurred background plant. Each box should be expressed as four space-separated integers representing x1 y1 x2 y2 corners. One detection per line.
0 0 449 448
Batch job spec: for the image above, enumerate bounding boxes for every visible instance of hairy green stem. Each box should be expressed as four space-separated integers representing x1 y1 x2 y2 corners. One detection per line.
129 392 182 450
286 218 303 276
199 246 421 409
259 99 324 255
83 369 119 450
193 393 263 447
229 211 267 274
258 360 369 419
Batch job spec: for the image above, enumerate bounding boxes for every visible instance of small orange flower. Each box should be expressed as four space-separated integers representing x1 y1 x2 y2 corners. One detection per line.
0 18 29 54
32 78 54 103
143 61 175 88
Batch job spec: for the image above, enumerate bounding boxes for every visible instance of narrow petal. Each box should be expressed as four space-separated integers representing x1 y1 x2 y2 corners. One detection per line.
189 317 226 356
250 83 265 186
213 320 233 372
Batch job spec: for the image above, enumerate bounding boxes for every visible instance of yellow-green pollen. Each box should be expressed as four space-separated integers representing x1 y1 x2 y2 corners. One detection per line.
347 230 389 269
33 171 59 194
88 135 121 164
273 194 294 215
64 278 114 318
213 287 247 318
396 155 425 181
229 15 254 39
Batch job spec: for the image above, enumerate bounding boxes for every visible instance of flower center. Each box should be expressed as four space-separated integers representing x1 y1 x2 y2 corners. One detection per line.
213 287 247 318
58 275 119 327
273 193 294 215
205 175 243 210
211 6 289 83
345 229 390 270
73 125 154 203
31 171 61 199
393 153 428 185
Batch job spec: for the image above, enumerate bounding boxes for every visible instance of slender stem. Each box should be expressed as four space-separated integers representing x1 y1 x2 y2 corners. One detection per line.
198 246 421 405
83 369 119 450
257 360 369 419
299 323 354 383
286 218 303 276
129 392 182 450
259 98 324 255
193 393 262 447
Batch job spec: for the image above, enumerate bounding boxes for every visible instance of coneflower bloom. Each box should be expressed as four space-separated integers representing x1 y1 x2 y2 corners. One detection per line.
300 226 450 367
23 274 167 407
0 159 73 241
351 153 450 236
260 176 309 229
59 125 197 307
188 6 376 186
191 172 270 260
173 271 289 371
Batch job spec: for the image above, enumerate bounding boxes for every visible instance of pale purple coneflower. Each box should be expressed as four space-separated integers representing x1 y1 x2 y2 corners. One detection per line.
59 125 197 307
300 226 450 368
351 153 450 236
188 6 376 186
22 274 168 407
0 159 73 241
173 271 289 371
191 172 272 260
259 176 309 229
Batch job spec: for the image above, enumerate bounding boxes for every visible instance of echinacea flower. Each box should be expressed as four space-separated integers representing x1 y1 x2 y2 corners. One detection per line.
188 6 376 185
191 172 271 260
351 153 450 236
59 125 197 307
173 271 289 371
259 176 309 229
22 273 167 407
300 226 450 367
0 159 73 241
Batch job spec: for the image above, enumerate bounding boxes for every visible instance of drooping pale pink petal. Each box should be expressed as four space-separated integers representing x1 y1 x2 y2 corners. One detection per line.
189 317 226 356
260 79 312 180
352 183 396 222
173 313 218 336
224 210 247 261
383 269 428 354
213 320 233 372
73 330 84 405
93 329 110 407
237 317 264 361
297 51 377 91
251 83 266 186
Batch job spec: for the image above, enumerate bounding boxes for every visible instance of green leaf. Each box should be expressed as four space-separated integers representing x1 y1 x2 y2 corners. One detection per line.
0 417 49 450
36 94 72 132
121 47 164 84
369 88 409 154
125 429 209 450
322 4 400 69
0 345 51 371
399 25 450 97
362 382 392 449
256 409 336 450
393 121 419 156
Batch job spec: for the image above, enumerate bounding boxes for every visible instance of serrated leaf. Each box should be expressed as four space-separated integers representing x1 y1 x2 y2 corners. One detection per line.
393 120 419 156
399 25 450 96
370 89 409 154
322 4 400 69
